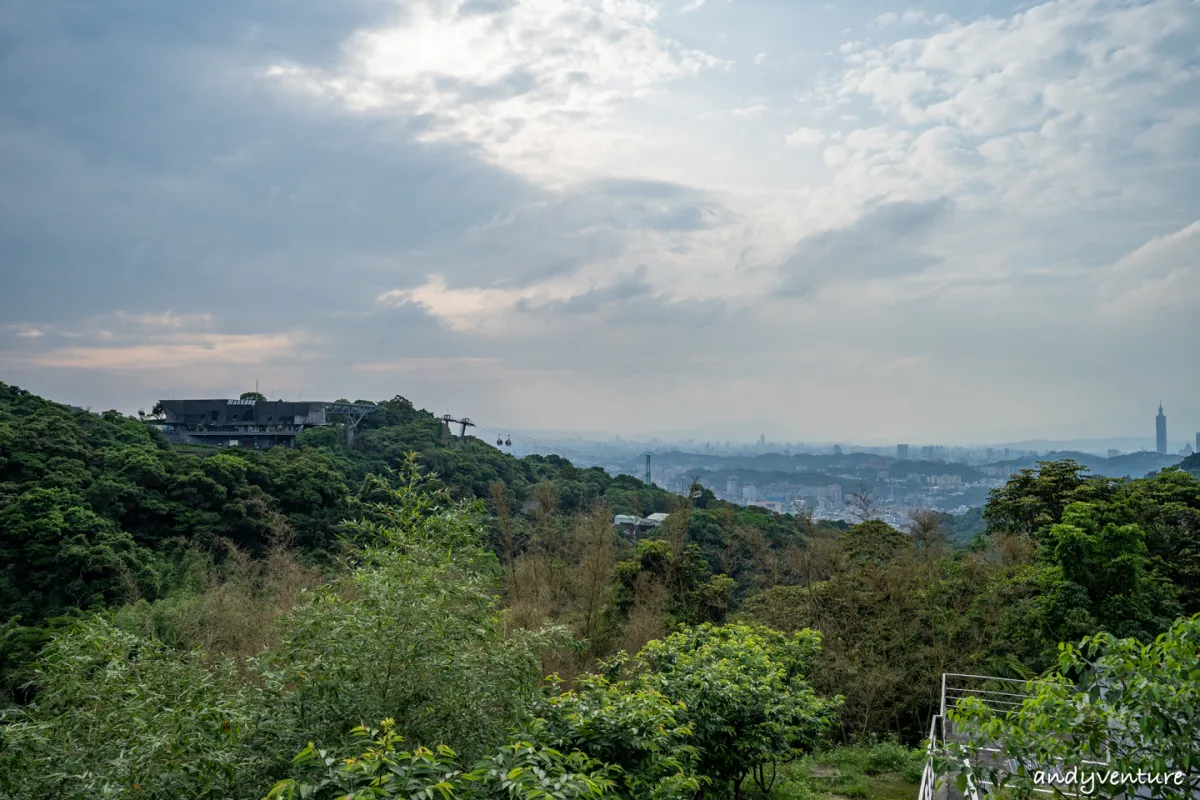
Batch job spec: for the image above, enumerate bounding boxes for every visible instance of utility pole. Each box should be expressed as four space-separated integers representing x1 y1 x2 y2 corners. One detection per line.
645 453 652 486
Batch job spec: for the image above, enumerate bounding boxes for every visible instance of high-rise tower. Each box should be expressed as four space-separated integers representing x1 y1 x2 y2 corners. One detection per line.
1156 403 1167 455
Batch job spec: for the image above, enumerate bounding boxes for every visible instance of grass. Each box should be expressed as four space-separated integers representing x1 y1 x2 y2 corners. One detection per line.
743 739 925 800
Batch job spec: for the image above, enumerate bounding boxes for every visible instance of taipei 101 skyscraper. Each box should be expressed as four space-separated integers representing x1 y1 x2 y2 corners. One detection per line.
1156 404 1167 455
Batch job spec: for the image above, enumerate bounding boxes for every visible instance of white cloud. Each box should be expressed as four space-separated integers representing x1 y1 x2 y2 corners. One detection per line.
113 310 215 328
731 104 769 119
869 11 901 28
266 0 726 186
26 333 310 371
679 0 707 12
811 0 1200 213
870 9 952 28
784 127 825 147
1096 219 1200 317
754 52 767 65
378 275 581 332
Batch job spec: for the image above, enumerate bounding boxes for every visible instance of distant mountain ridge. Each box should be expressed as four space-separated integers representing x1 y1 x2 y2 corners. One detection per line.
995 449 1183 478
993 436 1178 452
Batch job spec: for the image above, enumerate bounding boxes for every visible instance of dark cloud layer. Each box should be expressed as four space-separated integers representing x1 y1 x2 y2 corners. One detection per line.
0 0 738 345
0 1 543 327
778 197 952 296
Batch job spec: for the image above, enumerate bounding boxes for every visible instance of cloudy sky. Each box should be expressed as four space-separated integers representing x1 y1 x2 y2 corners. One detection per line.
1 0 1198 445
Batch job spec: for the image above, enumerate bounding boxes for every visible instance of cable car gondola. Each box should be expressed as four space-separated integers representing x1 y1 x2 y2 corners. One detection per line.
496 437 504 446
505 438 512 447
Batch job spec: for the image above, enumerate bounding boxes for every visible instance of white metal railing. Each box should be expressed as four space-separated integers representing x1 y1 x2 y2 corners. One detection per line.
925 673 1109 799
918 714 943 800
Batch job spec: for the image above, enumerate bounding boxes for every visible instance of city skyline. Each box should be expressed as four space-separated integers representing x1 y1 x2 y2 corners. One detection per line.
15 382 1198 454
7 375 1197 454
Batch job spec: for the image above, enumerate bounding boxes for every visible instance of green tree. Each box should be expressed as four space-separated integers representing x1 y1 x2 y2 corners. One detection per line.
0 618 267 799
533 672 702 799
841 519 911 566
1036 502 1180 639
0 488 159 626
266 719 617 800
628 623 841 799
983 460 1114 537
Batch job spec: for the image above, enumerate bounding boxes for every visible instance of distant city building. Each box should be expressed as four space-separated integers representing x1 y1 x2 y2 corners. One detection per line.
833 444 843 456
1196 432 1199 453
896 444 909 461
1156 404 1167 455
921 446 934 460
726 474 740 499
828 483 843 504
742 484 759 504
1183 444 1195 456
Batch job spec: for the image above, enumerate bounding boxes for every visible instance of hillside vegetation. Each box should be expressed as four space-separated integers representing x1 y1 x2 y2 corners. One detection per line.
1 381 1199 799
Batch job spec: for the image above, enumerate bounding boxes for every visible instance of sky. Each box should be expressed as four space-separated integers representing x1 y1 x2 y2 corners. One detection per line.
0 0 1198 446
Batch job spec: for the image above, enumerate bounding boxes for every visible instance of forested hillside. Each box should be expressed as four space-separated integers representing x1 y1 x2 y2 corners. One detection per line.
1 381 1198 799
0 383 821 696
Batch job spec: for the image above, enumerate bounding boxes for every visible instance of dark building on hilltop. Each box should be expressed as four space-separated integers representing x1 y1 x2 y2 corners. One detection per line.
1156 403 1168 455
153 398 376 449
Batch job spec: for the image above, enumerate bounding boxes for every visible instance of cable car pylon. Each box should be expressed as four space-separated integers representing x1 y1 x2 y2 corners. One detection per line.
440 414 475 450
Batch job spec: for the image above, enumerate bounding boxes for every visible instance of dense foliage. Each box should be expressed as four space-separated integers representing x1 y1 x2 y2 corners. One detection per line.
943 614 1200 799
627 623 840 798
0 469 555 798
0 383 816 699
746 459 1200 740
2 382 1199 798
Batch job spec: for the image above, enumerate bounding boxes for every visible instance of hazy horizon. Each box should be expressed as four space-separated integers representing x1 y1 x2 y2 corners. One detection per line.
8 380 1193 454
2 0 1197 442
